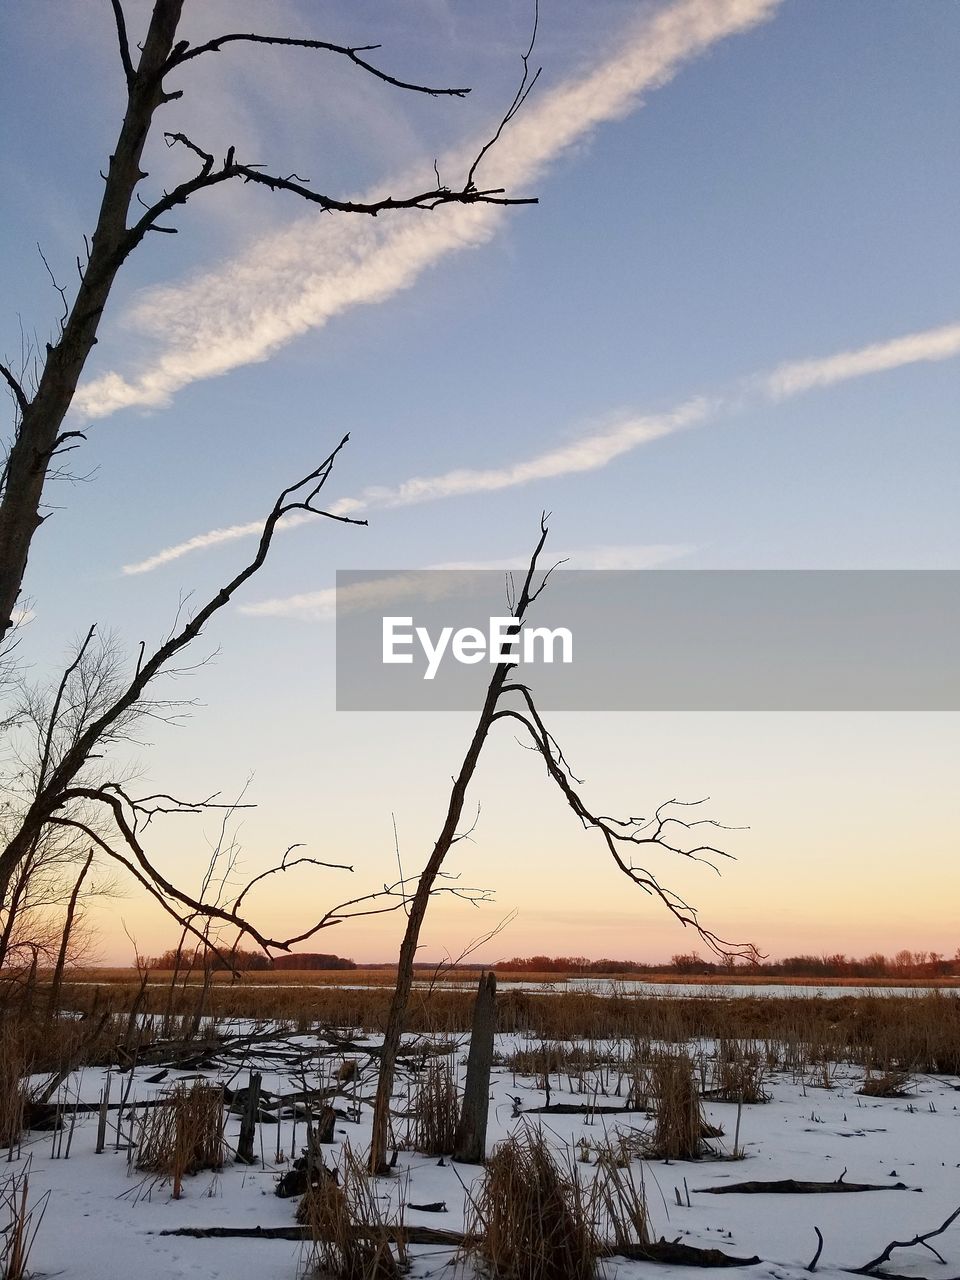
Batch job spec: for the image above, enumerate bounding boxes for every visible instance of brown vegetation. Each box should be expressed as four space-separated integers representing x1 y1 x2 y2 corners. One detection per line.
39 977 960 1076
135 1082 226 1198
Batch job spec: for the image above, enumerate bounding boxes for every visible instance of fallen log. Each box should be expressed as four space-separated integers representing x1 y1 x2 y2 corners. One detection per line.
156 1224 758 1264
523 1103 651 1116
602 1240 760 1266
27 1095 180 1128
852 1201 960 1275
695 1174 908 1195
157 1224 470 1246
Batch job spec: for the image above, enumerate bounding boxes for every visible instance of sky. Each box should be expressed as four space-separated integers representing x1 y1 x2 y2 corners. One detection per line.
0 0 957 966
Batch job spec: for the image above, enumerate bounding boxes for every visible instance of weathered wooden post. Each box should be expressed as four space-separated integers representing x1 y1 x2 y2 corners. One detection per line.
236 1071 262 1164
95 1072 112 1154
453 971 496 1163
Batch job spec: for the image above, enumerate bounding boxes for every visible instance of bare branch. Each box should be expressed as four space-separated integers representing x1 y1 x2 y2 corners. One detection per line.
0 437 361 907
49 815 245 973
0 362 29 416
50 783 489 956
165 32 471 98
128 135 536 247
231 845 354 917
423 907 518 997
108 0 135 89
36 243 69 334
466 0 542 192
854 1201 960 1274
38 624 97 791
491 690 759 962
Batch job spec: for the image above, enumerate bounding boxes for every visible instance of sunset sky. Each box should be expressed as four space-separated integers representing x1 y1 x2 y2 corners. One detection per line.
1 0 957 965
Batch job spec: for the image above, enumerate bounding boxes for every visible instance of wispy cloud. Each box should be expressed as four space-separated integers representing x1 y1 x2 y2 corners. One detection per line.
120 399 709 575
72 0 780 422
120 317 960 577
761 322 960 400
240 543 694 621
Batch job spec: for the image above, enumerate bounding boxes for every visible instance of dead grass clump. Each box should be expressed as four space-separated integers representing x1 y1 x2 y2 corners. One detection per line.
858 1069 913 1098
710 1042 770 1104
506 1043 568 1079
405 1058 460 1156
645 1052 719 1160
0 1030 27 1154
299 1142 405 1280
621 1042 653 1110
0 1160 49 1280
135 1081 225 1197
593 1143 650 1249
463 1127 597 1280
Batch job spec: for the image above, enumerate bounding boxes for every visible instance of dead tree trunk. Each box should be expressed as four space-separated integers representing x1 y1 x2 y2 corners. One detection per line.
0 0 535 644
0 0 186 640
366 519 758 1175
236 1071 262 1164
367 526 550 1175
453 971 496 1163
366 675 508 1173
47 849 94 1016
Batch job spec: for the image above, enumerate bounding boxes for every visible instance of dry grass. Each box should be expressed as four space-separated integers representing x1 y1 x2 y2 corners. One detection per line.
0 1030 27 1155
464 1127 597 1280
709 1040 770 1103
643 1052 720 1160
42 977 960 1078
404 1057 460 1157
858 1068 914 1097
0 1160 49 1280
462 1126 651 1279
135 1082 225 1198
298 1142 406 1280
592 1142 650 1249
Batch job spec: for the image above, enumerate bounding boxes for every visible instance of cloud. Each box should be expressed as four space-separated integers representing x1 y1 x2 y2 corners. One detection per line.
72 0 780 421
121 316 960 576
761 322 960 400
239 543 694 620
354 399 714 510
121 400 708 574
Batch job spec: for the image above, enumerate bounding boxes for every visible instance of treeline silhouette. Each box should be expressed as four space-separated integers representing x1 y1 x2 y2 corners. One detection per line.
143 947 356 971
495 949 960 979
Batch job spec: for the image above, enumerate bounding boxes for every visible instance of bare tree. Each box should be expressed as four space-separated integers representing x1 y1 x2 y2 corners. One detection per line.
46 850 95 1015
0 440 495 971
0 0 536 640
0 826 110 975
367 519 759 1172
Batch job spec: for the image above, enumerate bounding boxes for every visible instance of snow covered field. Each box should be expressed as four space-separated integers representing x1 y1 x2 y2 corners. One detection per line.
11 1013 960 1280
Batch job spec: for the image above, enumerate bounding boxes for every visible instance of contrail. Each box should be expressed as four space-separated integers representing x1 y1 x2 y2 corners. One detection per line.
760 322 960 400
240 544 694 621
121 319 960 576
73 0 781 421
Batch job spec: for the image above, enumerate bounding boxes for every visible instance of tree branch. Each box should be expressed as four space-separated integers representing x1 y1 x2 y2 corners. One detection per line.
466 0 541 192
854 1202 960 1274
0 362 29 416
126 133 536 249
51 785 490 955
165 32 470 98
489 686 759 961
108 0 136 90
0 437 362 907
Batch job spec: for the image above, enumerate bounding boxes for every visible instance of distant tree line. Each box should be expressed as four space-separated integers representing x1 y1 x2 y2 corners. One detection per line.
143 947 356 971
272 953 357 971
495 949 960 979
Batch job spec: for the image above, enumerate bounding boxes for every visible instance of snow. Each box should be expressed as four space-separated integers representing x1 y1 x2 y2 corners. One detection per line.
10 1024 960 1280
